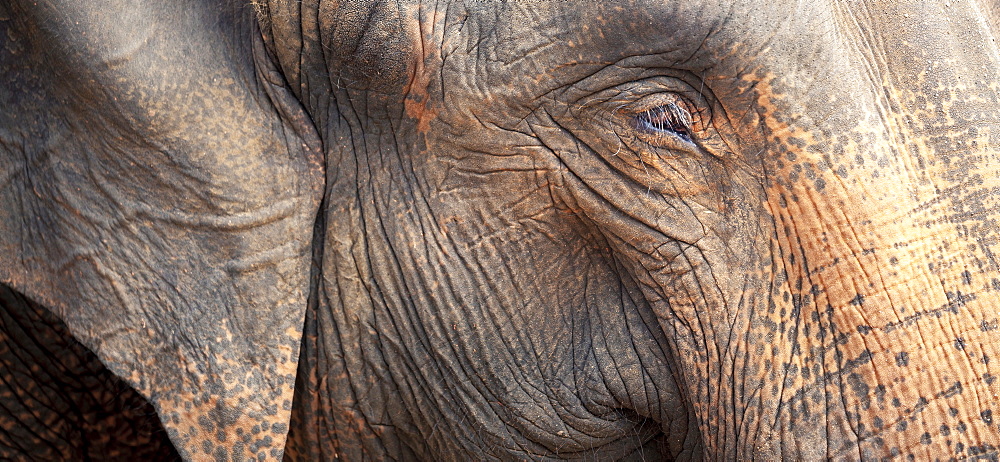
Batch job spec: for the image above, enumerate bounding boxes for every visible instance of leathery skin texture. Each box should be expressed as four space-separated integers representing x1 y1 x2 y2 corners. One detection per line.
3 0 1000 460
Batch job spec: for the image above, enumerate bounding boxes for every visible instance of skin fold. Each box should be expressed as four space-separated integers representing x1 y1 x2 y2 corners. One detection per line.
2 0 1000 460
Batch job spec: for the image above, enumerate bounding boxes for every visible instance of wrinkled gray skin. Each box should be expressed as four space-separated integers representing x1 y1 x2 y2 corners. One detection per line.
3 0 1000 460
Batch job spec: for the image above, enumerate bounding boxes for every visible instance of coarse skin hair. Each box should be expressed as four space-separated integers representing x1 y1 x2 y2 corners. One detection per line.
250 0 268 24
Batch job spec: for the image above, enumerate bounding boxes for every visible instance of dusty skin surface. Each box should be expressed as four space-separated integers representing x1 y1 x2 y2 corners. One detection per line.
3 0 1000 460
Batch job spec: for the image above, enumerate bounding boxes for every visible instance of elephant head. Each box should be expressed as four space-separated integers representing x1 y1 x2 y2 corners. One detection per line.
2 0 1000 459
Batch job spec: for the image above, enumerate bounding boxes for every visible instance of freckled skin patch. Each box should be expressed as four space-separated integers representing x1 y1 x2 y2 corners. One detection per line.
5 0 1000 460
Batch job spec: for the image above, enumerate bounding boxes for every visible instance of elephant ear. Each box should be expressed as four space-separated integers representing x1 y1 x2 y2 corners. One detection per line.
0 1 322 459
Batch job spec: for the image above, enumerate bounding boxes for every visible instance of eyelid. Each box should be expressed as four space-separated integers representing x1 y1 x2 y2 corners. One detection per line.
637 103 694 141
622 93 705 148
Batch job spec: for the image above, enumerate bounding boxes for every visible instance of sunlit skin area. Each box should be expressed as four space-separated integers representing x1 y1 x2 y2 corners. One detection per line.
3 1 1000 459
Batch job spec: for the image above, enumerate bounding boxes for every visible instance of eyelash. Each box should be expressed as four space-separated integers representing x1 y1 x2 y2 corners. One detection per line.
635 102 694 143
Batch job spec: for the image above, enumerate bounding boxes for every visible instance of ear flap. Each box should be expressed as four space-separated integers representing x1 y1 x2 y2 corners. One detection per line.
0 1 323 459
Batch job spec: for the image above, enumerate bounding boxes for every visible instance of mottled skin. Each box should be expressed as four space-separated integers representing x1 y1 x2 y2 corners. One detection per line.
3 0 1000 460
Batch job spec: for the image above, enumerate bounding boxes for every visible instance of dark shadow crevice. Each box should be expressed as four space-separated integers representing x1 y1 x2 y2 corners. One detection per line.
0 284 180 461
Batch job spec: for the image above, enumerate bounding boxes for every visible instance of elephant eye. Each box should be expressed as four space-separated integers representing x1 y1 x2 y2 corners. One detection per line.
636 101 694 143
621 93 708 149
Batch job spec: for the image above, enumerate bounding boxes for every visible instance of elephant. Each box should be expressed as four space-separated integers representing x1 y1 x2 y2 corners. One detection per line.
3 0 1000 459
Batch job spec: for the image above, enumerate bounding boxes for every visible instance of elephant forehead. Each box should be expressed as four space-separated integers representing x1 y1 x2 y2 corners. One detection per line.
422 3 996 107
268 0 768 103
